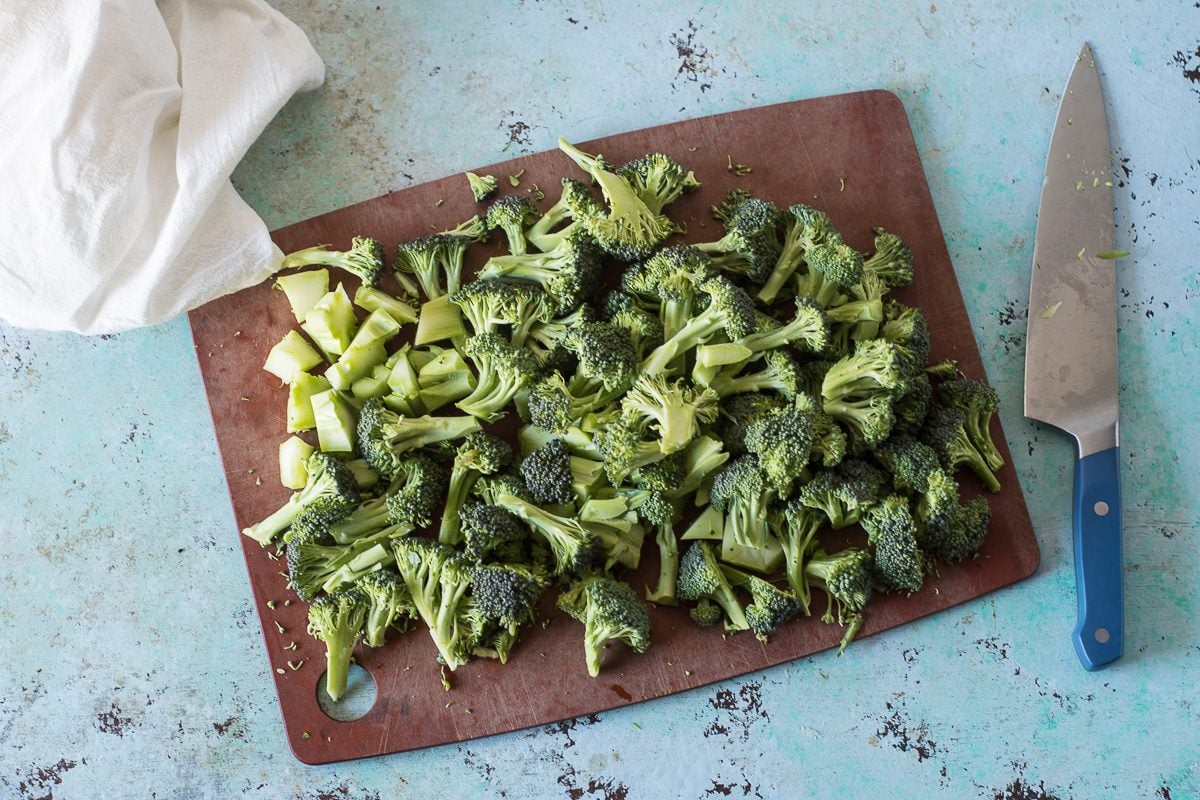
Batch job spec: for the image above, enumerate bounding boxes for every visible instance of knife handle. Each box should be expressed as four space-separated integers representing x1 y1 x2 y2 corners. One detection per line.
1071 446 1124 670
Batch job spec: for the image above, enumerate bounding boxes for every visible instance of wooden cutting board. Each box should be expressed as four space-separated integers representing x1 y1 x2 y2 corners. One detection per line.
189 89 1039 765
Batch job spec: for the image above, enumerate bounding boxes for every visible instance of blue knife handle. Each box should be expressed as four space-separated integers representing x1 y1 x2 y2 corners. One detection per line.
1071 446 1124 670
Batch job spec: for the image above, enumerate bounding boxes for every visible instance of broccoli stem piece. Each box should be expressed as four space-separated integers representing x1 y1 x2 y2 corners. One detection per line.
645 520 679 606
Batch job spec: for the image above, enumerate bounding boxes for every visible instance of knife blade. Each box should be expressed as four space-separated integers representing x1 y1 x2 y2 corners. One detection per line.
1024 42 1123 671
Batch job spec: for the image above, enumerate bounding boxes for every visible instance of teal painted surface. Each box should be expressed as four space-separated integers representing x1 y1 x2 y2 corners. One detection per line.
2 1 1198 797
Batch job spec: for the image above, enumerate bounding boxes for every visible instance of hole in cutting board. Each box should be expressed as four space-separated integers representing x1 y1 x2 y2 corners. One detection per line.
316 663 377 721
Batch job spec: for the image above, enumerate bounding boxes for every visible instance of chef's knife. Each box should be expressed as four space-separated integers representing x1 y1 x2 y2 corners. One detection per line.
1024 43 1123 670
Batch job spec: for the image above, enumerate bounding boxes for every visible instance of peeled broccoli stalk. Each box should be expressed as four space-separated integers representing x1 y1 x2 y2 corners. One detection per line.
279 436 315 490
645 520 679 605
302 285 358 357
287 372 332 433
466 171 499 202
242 453 358 545
307 589 368 702
281 236 385 288
275 268 330 323
415 294 467 346
351 364 392 399
353 284 419 325
310 389 359 453
321 541 396 594
325 341 388 392
557 575 651 677
264 330 324 382
680 505 724 541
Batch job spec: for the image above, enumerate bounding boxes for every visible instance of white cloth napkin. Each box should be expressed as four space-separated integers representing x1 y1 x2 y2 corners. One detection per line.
0 0 324 335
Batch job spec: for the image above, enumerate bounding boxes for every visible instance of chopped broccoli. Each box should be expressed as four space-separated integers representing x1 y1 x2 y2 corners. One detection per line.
617 152 700 214
450 279 553 343
722 566 805 642
395 218 488 300
795 239 864 308
356 398 481 479
526 177 605 253
937 378 1004 472
921 404 1001 492
557 574 651 676
757 204 838 304
624 245 716 339
774 500 826 603
306 588 368 701
478 228 602 314
519 438 575 505
620 374 719 454
391 537 474 670
861 228 914 288
485 194 541 256
440 432 514 545
357 569 416 647
641 276 757 375
456 332 541 421
861 495 925 593
708 455 776 548
803 546 872 653
742 404 816 496
677 541 749 632
493 492 601 576
925 495 990 563
706 349 804 400
466 172 499 202
460 501 529 563
469 563 548 662
694 190 782 285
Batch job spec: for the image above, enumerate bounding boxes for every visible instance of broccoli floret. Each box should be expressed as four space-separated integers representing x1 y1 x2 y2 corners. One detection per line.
385 451 448 527
357 569 416 647
456 332 541 422
558 138 676 261
774 500 826 604
921 404 1001 492
881 301 931 375
479 228 602 314
822 392 896 451
794 459 881 529
460 501 529 563
795 392 848 468
641 276 758 375
321 480 423 545
493 492 601 576
280 236 385 288
709 455 776 549
485 194 540 256
757 204 839 304
526 303 596 363
620 374 719 454
717 392 788 454
795 240 865 308
862 495 925 593
937 378 1004 472
875 434 943 494
449 279 553 344
472 469 533 505
519 438 575 505
743 405 816 495
689 598 724 627
529 324 639 431
526 177 606 253
439 432 514 545
707 349 804 399
356 398 482 479
617 152 700 214
469 563 548 662
803 546 872 653
285 525 397 601
593 414 670 486
394 219 487 300
557 574 651 677
694 190 782 286
821 338 906 402
862 228 914 288
915 468 959 535
391 538 474 670
722 567 805 642
891 371 933 436
601 291 665 361
677 541 749 632
243 453 360 545
729 297 830 357
306 588 368 702
466 172 499 202
624 245 716 339
925 495 991 563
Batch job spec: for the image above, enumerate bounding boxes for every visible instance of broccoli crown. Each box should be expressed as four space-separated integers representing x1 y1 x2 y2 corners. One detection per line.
470 563 548 629
862 495 925 592
863 228 914 288
485 195 540 255
617 152 700 214
921 404 1001 492
741 574 805 641
519 438 575 505
927 495 990 563
460 501 529 562
281 236 385 288
677 541 749 631
557 574 651 676
804 546 873 624
527 373 579 433
717 392 789 454
385 451 449 527
620 373 719 455
914 467 958 534
743 405 816 495
357 398 482 478
357 568 417 647
559 138 676 261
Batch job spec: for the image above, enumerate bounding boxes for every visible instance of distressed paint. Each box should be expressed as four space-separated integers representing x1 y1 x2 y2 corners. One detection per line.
1 1 1198 798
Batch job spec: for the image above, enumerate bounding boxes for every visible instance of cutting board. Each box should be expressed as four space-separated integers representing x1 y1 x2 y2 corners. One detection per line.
189 89 1039 765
